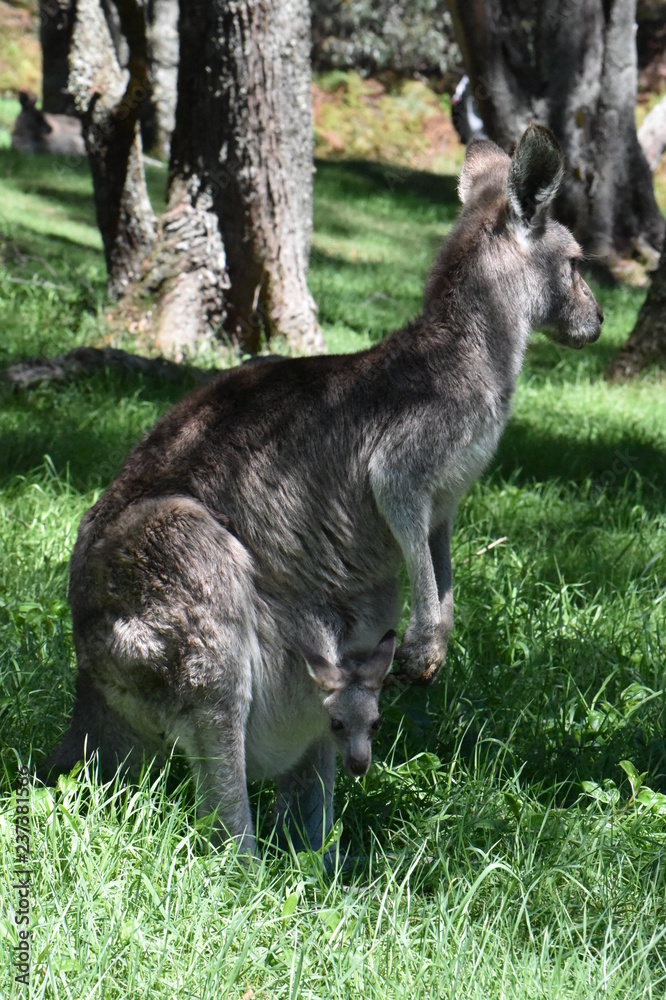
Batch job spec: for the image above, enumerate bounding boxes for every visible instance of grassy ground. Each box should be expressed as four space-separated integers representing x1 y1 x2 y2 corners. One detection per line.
0 143 665 999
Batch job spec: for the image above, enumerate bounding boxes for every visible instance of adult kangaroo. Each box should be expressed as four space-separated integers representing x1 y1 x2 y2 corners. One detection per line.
11 91 85 157
48 125 602 851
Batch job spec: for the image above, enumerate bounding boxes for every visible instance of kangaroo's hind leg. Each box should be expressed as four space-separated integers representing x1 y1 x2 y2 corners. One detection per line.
273 738 337 853
173 699 256 853
66 495 260 852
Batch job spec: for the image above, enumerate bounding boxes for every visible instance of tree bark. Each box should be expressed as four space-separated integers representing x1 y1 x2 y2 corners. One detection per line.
162 0 322 354
102 0 179 158
447 0 664 265
68 0 321 357
144 0 179 158
609 244 666 376
638 92 666 169
40 0 76 114
69 0 157 298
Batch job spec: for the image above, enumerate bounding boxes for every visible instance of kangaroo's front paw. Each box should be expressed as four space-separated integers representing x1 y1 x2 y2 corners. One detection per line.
394 631 447 686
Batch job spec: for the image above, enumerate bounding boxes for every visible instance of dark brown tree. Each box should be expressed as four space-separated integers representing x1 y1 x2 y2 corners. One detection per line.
40 0 75 114
609 248 666 376
144 0 179 158
68 0 322 356
69 0 157 298
447 0 665 266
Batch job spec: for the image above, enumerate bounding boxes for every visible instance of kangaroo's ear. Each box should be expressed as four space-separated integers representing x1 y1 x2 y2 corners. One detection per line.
506 124 564 230
357 630 397 690
458 139 511 204
300 647 344 693
18 90 37 110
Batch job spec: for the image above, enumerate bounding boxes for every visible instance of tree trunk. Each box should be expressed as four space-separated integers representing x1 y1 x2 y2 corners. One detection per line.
69 0 321 357
144 0 179 158
40 0 76 115
609 244 666 377
638 92 666 170
161 0 322 354
102 0 179 158
140 176 231 358
69 0 157 298
447 0 664 265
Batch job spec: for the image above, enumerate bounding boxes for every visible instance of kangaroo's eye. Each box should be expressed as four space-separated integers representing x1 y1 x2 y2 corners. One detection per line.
331 719 345 733
369 718 381 735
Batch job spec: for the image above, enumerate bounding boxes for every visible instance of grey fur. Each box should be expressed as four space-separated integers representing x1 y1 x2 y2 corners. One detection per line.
12 91 85 157
47 125 602 851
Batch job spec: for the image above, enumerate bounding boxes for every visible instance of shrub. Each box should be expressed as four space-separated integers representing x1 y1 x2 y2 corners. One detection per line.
311 0 462 78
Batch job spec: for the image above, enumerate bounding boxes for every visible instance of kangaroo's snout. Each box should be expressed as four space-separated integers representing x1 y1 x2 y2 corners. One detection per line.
578 273 604 342
344 749 372 777
574 285 603 347
540 258 604 350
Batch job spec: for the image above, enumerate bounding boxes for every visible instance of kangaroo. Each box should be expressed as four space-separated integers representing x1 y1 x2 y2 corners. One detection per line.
47 612 395 855
47 125 602 851
260 630 396 853
12 91 85 157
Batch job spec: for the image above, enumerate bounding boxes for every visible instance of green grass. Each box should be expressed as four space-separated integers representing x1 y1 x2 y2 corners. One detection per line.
1 146 665 998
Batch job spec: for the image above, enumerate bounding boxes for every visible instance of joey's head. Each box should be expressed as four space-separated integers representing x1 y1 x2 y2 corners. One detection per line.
426 124 602 351
302 631 396 777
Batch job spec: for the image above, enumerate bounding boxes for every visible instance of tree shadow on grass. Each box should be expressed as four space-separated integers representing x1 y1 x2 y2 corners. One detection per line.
337 626 666 869
0 148 92 188
0 369 195 492
315 157 459 218
22 183 101 226
2 227 103 278
0 146 167 221
494 419 666 504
